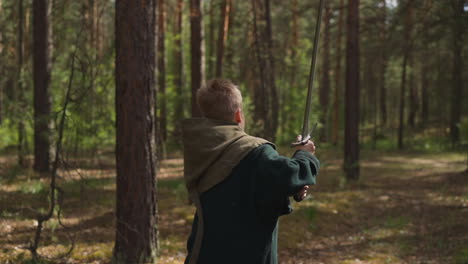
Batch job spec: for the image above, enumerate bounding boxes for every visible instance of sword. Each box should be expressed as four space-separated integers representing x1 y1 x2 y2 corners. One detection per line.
292 0 325 147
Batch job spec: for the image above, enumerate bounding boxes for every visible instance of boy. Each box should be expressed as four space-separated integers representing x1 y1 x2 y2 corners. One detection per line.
183 79 319 264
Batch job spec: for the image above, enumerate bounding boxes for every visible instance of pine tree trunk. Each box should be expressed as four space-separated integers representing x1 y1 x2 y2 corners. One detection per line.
158 0 167 142
251 0 278 141
408 54 417 128
0 0 3 125
113 0 158 262
33 0 52 172
173 0 184 139
379 0 387 126
398 3 413 149
398 52 408 149
344 0 360 181
207 0 215 79
450 0 464 144
215 0 231 77
332 0 344 146
190 0 205 117
421 55 429 126
17 0 26 167
319 1 331 142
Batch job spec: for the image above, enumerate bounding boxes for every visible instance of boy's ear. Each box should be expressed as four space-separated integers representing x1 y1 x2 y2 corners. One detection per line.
234 109 242 123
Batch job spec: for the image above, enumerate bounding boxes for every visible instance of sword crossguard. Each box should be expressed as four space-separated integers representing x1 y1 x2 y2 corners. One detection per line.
291 135 311 147
291 122 317 147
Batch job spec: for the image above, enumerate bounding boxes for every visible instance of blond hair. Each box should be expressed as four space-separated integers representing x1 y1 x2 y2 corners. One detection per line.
196 79 242 121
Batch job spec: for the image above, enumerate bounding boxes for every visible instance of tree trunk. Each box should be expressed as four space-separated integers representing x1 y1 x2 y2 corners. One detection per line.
421 55 429 126
450 0 464 144
33 0 52 172
344 0 360 181
17 0 26 167
0 0 3 125
173 0 184 139
319 1 331 142
398 3 413 149
113 0 158 262
215 0 231 77
251 0 278 140
398 51 408 149
190 0 205 117
207 0 216 79
332 0 344 146
379 0 387 126
158 0 167 142
408 54 417 128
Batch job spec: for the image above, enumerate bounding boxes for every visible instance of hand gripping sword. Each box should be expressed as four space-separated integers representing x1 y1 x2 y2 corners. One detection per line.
292 0 325 147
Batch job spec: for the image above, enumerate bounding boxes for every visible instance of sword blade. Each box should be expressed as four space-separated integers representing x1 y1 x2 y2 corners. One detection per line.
301 0 325 140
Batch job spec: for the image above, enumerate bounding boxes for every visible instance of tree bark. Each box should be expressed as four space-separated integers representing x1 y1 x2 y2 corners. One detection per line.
17 0 26 167
332 0 344 146
113 0 158 262
0 0 3 124
408 54 417 128
33 0 52 172
344 0 360 181
421 55 429 126
207 0 216 79
190 0 205 117
215 0 231 77
398 51 408 149
379 0 387 126
173 0 184 139
398 3 413 149
158 0 167 142
320 1 331 142
251 0 278 140
450 0 464 144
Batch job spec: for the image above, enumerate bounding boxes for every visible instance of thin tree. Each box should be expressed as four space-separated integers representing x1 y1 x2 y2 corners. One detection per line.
113 0 158 262
190 0 205 117
251 0 279 140
215 0 231 77
344 0 360 180
158 0 167 142
332 0 344 145
319 1 331 142
0 0 3 124
173 0 184 139
420 50 429 126
207 0 216 78
379 0 388 126
17 0 27 167
408 47 417 127
33 0 52 172
398 3 413 149
450 0 464 144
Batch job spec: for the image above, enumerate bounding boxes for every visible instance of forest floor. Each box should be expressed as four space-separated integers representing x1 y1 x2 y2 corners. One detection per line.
0 148 467 264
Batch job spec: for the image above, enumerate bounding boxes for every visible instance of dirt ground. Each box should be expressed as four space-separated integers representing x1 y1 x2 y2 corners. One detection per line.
0 149 467 264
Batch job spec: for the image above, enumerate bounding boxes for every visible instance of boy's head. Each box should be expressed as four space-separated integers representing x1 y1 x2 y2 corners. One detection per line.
197 79 244 129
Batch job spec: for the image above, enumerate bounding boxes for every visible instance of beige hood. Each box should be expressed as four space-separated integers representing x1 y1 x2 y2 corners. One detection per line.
182 118 272 195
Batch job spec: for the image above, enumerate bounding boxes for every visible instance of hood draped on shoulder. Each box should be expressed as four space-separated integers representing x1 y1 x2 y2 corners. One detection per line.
182 118 273 195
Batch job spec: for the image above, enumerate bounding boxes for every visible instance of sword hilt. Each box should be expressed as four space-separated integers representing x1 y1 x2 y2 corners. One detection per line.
291 122 317 147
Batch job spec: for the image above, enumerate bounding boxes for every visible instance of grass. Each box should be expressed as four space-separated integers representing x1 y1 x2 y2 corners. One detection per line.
0 148 467 264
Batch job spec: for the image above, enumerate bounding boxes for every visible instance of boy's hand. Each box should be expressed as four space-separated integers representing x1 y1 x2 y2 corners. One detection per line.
294 135 316 154
294 185 310 201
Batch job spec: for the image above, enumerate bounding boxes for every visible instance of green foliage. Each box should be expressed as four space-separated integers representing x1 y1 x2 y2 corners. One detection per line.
18 180 47 195
11 253 53 264
455 247 468 264
302 206 318 229
459 117 468 143
384 216 409 229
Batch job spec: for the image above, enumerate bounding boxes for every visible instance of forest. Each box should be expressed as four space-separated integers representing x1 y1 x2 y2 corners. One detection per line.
0 0 467 263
